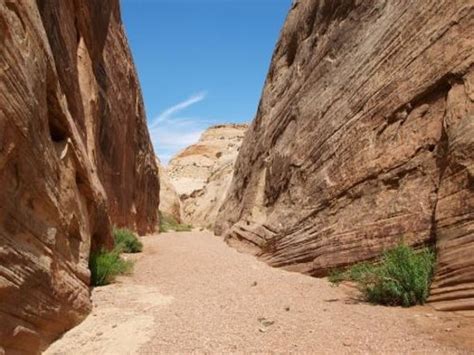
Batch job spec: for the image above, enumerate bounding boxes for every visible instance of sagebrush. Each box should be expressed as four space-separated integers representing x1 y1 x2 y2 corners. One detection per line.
329 244 435 307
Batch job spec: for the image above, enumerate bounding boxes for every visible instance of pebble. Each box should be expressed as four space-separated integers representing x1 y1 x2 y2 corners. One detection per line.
258 318 275 327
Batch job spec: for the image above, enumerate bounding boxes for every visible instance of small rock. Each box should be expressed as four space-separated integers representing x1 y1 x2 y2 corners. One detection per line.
258 318 275 327
251 281 258 287
285 306 290 311
112 324 117 329
96 331 103 336
445 328 452 332
343 341 351 347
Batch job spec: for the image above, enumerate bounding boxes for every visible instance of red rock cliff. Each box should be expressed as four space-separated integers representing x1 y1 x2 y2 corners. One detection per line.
0 0 159 352
216 0 473 313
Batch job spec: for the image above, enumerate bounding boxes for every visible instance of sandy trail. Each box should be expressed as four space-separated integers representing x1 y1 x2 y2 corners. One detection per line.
46 231 474 354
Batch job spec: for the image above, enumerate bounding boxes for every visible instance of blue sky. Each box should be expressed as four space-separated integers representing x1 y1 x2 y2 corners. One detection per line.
121 0 291 164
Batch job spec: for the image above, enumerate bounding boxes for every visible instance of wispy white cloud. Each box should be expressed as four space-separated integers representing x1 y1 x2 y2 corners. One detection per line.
148 91 215 165
151 129 203 148
150 91 207 129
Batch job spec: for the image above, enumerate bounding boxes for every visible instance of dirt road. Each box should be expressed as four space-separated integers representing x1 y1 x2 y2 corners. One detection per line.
46 231 474 354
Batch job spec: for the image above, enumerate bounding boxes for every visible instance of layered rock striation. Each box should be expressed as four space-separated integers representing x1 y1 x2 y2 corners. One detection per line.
168 124 247 228
216 0 474 312
0 0 159 352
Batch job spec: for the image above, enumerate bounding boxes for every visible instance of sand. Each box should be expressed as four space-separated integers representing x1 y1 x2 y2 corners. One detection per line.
45 231 474 354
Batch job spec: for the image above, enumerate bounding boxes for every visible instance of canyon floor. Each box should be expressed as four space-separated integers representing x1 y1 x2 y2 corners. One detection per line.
46 232 474 354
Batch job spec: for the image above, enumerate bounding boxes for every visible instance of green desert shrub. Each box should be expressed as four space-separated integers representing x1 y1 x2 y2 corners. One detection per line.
159 212 192 233
329 244 436 307
89 250 133 286
113 228 143 253
329 262 373 284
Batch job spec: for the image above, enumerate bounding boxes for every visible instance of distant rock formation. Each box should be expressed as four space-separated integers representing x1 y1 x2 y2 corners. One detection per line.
216 0 474 313
0 0 159 352
156 157 182 223
168 124 248 228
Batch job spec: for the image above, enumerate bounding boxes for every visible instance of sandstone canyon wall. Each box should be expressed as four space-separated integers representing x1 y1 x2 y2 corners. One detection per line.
168 124 247 228
157 157 182 223
0 0 159 352
216 0 474 313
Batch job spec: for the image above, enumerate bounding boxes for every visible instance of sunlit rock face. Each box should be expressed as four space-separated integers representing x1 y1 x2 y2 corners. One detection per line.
157 157 183 223
216 0 474 312
168 124 248 228
0 0 159 352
